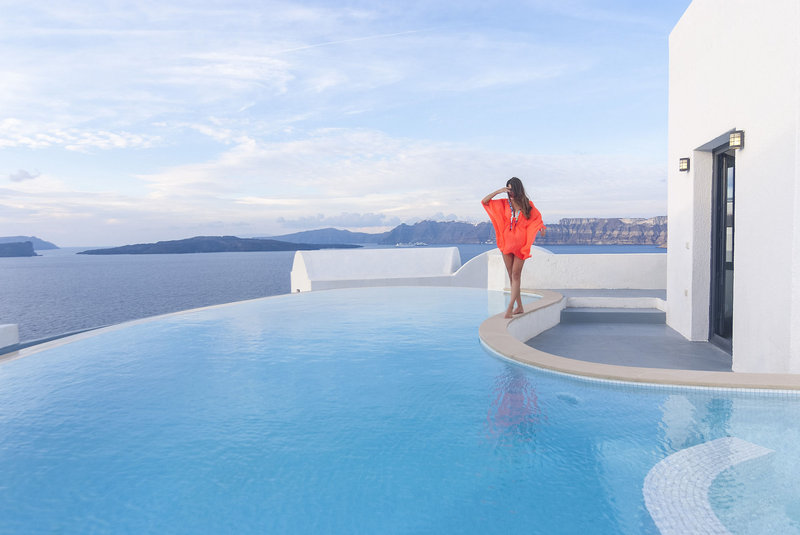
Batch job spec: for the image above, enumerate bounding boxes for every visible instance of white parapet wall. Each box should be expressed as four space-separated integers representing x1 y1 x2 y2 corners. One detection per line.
290 246 665 293
487 247 666 291
291 247 489 292
0 324 19 352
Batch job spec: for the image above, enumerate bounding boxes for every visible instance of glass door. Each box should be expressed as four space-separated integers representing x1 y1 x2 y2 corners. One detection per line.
710 149 735 351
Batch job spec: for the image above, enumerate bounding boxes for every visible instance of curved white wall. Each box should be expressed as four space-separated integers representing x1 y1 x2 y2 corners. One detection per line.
290 247 488 292
451 250 490 287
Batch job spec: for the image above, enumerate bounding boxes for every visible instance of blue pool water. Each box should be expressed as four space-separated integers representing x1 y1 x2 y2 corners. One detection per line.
0 243 660 344
0 287 797 534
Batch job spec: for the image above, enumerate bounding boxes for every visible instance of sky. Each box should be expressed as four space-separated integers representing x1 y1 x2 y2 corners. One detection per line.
1 0 692 247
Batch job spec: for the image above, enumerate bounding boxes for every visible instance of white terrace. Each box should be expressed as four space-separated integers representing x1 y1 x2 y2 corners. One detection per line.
292 0 800 387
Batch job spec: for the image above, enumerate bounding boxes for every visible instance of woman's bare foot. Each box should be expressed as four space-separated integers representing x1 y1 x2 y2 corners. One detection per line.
504 309 514 319
513 306 524 315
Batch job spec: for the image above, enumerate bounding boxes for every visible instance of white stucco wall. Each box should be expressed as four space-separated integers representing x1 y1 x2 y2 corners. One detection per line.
450 251 490 287
668 0 800 372
0 324 19 351
290 247 488 291
487 248 666 291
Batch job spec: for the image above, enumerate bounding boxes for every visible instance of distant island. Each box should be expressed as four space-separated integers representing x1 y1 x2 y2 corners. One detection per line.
0 236 59 252
77 236 362 255
268 221 495 245
0 241 38 257
268 216 667 246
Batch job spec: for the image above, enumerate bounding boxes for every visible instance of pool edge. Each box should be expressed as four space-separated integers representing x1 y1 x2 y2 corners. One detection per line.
0 292 302 363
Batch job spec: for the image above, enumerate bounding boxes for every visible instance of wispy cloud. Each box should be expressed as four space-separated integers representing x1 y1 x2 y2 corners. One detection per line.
2 135 666 247
8 169 40 182
135 126 666 226
276 212 402 230
276 28 436 54
0 119 161 151
0 1 587 138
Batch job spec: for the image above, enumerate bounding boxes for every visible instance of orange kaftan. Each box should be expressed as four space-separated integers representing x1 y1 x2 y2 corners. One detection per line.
483 198 545 260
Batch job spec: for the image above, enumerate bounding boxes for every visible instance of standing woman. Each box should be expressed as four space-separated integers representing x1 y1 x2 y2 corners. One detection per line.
482 177 546 318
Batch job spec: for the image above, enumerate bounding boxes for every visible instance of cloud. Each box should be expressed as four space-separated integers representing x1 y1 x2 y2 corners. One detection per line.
0 1 591 152
0 119 161 151
276 28 433 55
277 212 402 229
136 127 666 226
8 169 40 182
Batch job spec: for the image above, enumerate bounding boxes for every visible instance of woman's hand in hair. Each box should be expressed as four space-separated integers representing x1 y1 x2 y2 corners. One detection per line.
482 187 511 205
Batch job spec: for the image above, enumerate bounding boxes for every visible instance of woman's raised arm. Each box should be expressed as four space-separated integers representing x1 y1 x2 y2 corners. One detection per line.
482 187 509 205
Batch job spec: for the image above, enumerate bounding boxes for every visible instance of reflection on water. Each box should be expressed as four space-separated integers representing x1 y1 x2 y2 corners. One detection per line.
657 394 733 453
485 365 544 444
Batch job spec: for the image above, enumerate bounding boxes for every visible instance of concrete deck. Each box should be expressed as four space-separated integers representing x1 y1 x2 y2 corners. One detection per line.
479 289 800 390
529 288 730 371
527 322 732 372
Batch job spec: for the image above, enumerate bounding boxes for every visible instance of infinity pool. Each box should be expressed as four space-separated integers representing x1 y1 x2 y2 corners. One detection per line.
0 287 798 534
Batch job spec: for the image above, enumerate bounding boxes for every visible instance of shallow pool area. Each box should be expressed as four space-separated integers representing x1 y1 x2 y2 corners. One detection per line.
1 287 799 534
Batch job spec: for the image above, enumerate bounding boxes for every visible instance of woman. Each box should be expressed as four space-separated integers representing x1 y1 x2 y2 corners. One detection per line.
482 177 546 318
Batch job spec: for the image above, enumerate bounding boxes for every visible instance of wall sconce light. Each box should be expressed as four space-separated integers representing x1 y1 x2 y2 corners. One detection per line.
729 130 744 150
679 157 690 172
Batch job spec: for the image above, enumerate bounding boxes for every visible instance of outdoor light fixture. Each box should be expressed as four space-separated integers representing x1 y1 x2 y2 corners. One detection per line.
729 130 745 150
679 157 690 172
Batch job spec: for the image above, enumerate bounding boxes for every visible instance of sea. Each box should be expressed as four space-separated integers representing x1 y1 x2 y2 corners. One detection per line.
0 244 664 344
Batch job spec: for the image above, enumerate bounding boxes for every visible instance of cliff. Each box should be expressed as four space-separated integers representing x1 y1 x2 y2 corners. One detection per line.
0 241 38 257
535 217 667 246
77 236 362 255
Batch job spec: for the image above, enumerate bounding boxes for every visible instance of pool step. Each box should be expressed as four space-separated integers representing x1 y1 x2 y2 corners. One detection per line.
560 307 666 324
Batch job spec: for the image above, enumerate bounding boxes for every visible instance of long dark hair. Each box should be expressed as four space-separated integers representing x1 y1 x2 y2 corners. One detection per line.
506 177 531 219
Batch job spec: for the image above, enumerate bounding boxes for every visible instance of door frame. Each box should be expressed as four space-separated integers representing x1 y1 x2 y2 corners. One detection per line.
709 144 735 353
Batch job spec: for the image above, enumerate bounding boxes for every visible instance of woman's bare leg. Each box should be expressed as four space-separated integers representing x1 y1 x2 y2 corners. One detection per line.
514 259 524 313
503 254 527 317
503 255 526 318
502 253 515 317
510 256 526 315
502 253 514 282
503 253 516 318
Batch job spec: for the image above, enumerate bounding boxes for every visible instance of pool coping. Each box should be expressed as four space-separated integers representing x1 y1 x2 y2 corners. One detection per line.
479 289 800 391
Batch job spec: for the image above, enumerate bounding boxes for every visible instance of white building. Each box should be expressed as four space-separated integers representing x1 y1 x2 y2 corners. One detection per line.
667 0 800 372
